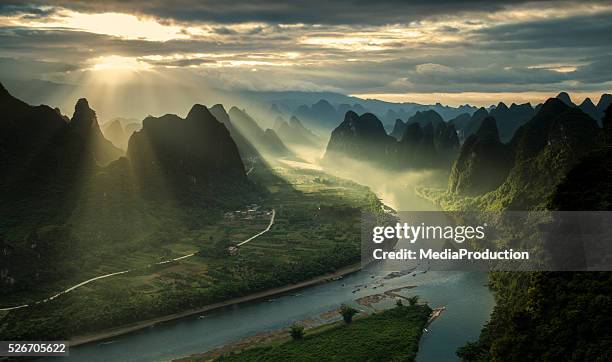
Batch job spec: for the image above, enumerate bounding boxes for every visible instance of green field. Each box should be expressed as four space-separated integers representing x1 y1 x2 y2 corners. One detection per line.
210 305 431 362
0 160 387 340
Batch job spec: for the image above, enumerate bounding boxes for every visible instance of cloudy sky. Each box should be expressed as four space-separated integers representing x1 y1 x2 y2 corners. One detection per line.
0 0 611 109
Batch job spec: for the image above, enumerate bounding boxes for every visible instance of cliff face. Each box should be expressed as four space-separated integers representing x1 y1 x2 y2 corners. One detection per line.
448 117 512 195
128 104 248 199
70 98 123 165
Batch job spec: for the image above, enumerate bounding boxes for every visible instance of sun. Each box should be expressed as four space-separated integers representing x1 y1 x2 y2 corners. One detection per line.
85 55 153 85
90 55 152 72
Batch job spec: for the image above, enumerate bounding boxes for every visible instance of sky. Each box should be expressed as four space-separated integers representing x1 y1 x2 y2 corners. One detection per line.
0 0 610 112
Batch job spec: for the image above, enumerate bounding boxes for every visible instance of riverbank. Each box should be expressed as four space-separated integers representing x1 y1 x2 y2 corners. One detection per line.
69 263 362 347
176 304 444 361
185 304 432 361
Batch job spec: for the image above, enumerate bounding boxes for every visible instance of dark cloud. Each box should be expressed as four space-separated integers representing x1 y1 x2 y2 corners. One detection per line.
0 4 58 18
0 0 571 25
0 0 610 96
474 12 612 49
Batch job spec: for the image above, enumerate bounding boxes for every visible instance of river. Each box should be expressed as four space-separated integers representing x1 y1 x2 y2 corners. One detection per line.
56 162 495 362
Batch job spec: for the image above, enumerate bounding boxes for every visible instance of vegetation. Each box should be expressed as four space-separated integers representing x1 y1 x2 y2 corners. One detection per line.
339 304 358 324
458 144 612 361
445 104 612 360
289 323 305 340
213 305 431 362
0 161 385 341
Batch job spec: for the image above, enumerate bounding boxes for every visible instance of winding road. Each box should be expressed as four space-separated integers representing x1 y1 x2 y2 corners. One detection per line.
0 208 276 312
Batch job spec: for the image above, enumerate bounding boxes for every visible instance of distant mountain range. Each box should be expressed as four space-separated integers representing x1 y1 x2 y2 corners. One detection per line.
322 91 610 174
5 78 609 141
101 118 142 150
323 110 459 169
448 102 534 143
273 115 322 147
227 107 292 158
266 96 477 132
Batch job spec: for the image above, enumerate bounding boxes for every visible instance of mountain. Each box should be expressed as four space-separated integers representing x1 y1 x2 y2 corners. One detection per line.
447 113 471 137
102 120 126 149
390 119 407 140
434 121 460 157
556 91 576 107
228 107 292 157
294 99 339 128
596 94 612 124
323 111 396 164
554 92 611 126
274 115 322 147
449 98 600 208
448 117 512 195
0 84 95 192
406 110 444 128
397 123 431 167
263 129 290 154
489 102 535 142
325 111 459 169
210 104 260 159
269 103 284 118
578 97 598 121
70 99 123 165
458 105 612 362
337 103 369 118
101 118 141 150
124 123 142 135
450 107 489 142
0 83 119 194
127 104 248 200
551 103 612 210
389 110 444 140
381 109 401 127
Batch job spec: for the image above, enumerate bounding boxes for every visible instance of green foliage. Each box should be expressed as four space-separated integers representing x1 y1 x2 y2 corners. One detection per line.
408 296 419 306
289 323 305 340
216 305 431 362
454 114 612 361
463 272 612 361
339 304 358 324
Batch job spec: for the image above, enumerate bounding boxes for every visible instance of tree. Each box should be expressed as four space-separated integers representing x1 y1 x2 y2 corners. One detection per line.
290 322 304 340
408 296 419 306
340 304 358 324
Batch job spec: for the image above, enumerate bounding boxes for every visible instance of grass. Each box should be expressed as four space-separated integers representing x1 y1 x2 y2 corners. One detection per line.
211 305 431 362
